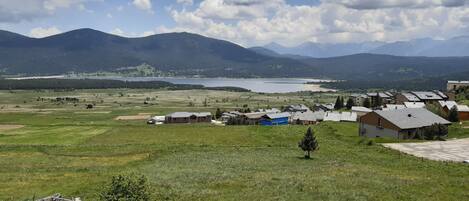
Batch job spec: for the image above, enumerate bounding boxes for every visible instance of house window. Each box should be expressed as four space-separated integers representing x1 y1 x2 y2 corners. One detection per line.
378 118 382 127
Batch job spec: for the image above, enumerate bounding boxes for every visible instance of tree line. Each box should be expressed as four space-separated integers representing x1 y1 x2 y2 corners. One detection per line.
0 79 250 92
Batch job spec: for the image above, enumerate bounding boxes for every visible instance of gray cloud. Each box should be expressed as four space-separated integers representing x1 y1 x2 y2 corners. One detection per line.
328 0 469 10
0 0 98 23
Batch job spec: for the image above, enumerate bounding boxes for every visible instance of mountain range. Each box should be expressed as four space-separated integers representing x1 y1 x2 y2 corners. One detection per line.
259 36 469 58
1 28 469 81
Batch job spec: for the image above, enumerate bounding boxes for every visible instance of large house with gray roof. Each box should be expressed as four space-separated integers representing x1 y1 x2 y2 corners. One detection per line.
359 108 451 139
165 112 212 124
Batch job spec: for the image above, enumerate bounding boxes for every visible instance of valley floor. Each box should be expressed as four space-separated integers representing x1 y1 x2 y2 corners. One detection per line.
0 89 468 200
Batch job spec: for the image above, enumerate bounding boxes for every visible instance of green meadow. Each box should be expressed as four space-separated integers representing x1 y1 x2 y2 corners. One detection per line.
0 89 468 200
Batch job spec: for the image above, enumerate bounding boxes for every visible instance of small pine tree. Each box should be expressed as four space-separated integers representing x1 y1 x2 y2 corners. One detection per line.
448 106 459 122
363 98 371 108
298 127 319 159
345 98 354 110
215 108 223 119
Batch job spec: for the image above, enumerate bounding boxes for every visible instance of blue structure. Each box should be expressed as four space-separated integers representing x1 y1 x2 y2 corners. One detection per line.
260 112 291 126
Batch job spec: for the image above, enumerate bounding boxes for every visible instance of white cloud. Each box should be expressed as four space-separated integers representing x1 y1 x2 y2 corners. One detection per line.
177 0 193 6
106 13 113 18
141 30 156 37
116 5 124 11
160 0 469 46
29 26 61 38
110 28 126 36
132 0 153 13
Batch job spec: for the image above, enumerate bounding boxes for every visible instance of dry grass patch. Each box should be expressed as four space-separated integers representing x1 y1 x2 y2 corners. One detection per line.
0 124 24 131
115 114 151 120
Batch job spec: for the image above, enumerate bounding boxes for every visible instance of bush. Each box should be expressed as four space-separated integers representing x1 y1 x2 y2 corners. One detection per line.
99 173 152 201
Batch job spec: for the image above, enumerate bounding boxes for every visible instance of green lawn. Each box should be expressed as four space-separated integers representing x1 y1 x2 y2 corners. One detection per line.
0 89 468 200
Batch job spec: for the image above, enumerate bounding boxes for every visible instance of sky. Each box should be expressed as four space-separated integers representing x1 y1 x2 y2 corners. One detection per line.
1 0 469 47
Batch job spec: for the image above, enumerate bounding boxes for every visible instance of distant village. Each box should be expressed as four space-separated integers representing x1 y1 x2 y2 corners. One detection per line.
147 80 469 140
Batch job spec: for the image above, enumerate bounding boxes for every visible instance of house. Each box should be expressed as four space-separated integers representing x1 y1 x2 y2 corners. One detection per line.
284 104 311 113
165 112 212 124
351 106 372 118
404 102 426 109
220 111 243 122
350 94 368 106
396 92 420 104
447 80 469 91
359 108 451 139
312 103 334 112
291 111 324 125
260 112 291 126
410 91 447 104
438 101 469 121
366 92 394 106
242 112 269 125
383 104 406 111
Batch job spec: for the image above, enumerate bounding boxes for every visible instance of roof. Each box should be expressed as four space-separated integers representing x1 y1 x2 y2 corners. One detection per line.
167 112 211 118
324 112 341 122
439 101 469 112
291 111 317 121
401 93 421 102
383 104 406 110
378 92 392 98
457 105 469 112
433 90 448 99
438 100 458 109
448 80 469 84
350 93 368 98
341 112 357 122
411 91 444 100
404 102 426 108
374 108 451 129
264 112 291 119
352 106 372 113
312 111 325 120
285 104 311 112
323 111 357 122
243 112 268 119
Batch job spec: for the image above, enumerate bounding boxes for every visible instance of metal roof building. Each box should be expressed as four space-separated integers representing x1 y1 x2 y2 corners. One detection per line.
404 102 426 108
374 108 451 130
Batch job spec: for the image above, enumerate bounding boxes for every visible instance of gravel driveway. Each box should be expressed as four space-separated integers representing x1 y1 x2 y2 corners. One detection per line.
383 138 469 162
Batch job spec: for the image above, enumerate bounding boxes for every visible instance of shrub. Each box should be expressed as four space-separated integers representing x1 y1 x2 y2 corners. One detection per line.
99 173 152 201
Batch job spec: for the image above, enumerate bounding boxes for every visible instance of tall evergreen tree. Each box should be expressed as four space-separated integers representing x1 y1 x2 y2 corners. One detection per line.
363 98 371 108
334 96 342 110
298 127 319 159
345 98 354 110
448 106 459 122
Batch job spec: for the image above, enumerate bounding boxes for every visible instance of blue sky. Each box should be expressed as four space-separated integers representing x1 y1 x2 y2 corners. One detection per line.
0 0 468 46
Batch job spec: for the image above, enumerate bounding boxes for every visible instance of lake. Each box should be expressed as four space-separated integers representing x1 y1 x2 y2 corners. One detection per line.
90 77 335 93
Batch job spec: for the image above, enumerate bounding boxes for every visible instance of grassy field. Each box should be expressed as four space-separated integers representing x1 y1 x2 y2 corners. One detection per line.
0 89 468 200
